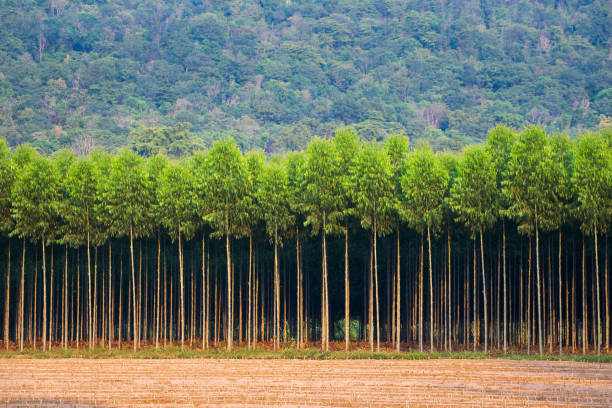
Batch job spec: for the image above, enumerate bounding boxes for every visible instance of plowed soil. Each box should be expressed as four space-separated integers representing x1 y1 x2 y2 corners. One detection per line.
1 358 611 407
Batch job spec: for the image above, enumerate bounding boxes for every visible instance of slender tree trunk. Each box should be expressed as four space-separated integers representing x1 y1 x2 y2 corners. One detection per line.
396 228 401 352
503 220 507 353
4 240 10 350
202 235 206 349
42 238 49 351
345 222 350 351
274 227 279 351
226 218 233 351
419 235 423 352
322 211 329 352
64 244 68 349
558 230 562 355
374 218 380 352
582 233 586 355
87 226 92 351
156 232 160 349
130 224 137 351
178 225 185 350
527 237 531 355
535 210 543 355
447 231 451 352
427 224 434 353
594 224 601 356
295 230 299 350
605 235 609 352
369 234 374 352
473 240 476 351
479 228 488 353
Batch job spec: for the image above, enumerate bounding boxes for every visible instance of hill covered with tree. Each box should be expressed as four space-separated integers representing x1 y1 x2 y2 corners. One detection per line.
0 0 610 154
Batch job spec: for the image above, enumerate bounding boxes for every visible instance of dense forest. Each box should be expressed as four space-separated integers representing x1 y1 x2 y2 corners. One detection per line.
0 0 611 154
0 124 610 356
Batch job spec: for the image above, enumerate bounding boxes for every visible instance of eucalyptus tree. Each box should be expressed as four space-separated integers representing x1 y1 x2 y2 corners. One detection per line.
201 138 250 351
0 140 15 349
485 125 516 353
332 127 361 351
11 152 60 351
450 146 498 353
549 133 574 355
243 150 265 349
257 158 294 351
573 131 612 356
103 150 152 351
385 134 409 352
8 145 35 351
144 154 168 349
401 143 448 353
439 151 460 352
158 161 197 350
303 138 343 352
65 157 99 350
353 142 394 352
286 151 307 348
505 126 563 356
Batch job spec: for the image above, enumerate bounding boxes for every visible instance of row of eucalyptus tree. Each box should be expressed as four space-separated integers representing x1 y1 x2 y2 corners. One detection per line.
0 125 610 355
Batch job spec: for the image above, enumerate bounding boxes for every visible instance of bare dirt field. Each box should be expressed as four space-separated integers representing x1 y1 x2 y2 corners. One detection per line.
0 358 611 407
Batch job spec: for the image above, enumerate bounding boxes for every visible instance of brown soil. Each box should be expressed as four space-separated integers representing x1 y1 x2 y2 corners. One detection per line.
1 358 610 407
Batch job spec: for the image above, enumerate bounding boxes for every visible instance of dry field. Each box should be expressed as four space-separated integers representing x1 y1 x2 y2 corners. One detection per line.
0 358 611 407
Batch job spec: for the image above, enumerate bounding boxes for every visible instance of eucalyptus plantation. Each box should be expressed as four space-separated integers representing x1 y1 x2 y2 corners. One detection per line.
0 125 610 357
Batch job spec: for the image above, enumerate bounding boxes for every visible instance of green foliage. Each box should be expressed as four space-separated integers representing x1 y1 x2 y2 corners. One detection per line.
0 139 15 232
10 152 60 243
257 159 294 244
201 138 250 239
352 142 394 235
0 1 608 152
400 143 449 232
573 131 612 234
505 126 565 235
450 146 498 235
158 162 198 241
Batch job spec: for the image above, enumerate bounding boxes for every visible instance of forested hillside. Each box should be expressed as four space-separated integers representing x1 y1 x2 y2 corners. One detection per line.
0 0 610 154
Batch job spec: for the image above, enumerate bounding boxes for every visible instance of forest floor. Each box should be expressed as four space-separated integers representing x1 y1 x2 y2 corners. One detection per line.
1 358 611 407
1 340 611 363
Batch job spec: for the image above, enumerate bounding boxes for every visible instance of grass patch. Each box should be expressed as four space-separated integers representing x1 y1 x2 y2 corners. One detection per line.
1 346 610 363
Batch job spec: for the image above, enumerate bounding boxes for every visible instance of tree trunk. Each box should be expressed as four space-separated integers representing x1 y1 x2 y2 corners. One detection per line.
427 224 434 353
130 224 137 351
156 232 160 349
178 225 185 350
4 240 10 350
374 218 380 352
369 234 374 352
274 227 279 351
527 237 531 355
322 211 329 352
582 234 586 354
503 220 507 353
479 228 488 353
345 222 350 351
535 212 543 355
64 244 68 349
605 235 609 352
87 226 92 351
594 224 601 355
226 221 233 351
447 231 451 352
558 230 562 355
396 228 401 352
419 235 423 353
